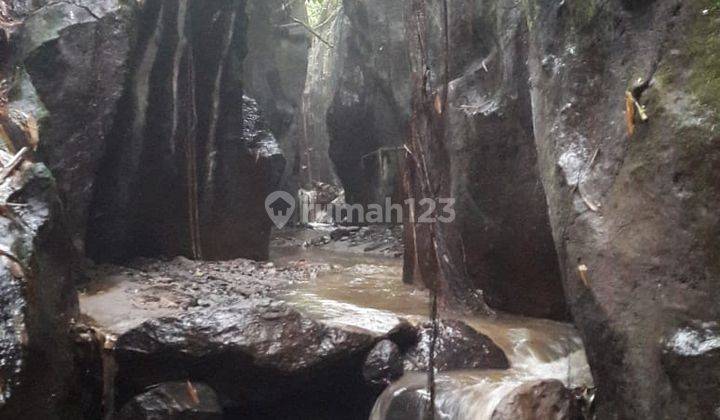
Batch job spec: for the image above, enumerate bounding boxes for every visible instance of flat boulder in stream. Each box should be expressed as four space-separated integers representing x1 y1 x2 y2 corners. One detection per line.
114 300 379 418
404 320 509 372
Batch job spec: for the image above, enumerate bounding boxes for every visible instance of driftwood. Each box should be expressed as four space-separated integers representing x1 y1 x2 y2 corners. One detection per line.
0 146 29 182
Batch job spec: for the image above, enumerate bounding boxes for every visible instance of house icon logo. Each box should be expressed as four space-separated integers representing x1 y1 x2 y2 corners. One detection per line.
265 191 296 228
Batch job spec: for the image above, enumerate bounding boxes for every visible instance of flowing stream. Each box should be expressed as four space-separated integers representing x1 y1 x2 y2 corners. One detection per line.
271 243 593 420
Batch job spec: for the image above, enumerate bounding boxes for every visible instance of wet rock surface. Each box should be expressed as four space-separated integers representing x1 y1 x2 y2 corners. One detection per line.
490 380 582 420
80 256 326 335
397 0 720 418
113 301 379 419
19 0 134 256
116 381 223 420
85 1 285 263
7 0 285 264
662 321 720 416
244 0 309 194
525 1 720 418
296 2 346 188
272 224 404 258
401 0 567 320
363 340 404 388
404 319 509 372
0 153 78 418
326 0 410 205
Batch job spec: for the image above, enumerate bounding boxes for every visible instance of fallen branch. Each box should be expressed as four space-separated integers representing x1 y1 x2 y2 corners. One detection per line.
290 16 334 48
0 147 29 182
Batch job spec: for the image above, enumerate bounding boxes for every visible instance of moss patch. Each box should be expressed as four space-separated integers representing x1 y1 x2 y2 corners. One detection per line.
688 1 720 114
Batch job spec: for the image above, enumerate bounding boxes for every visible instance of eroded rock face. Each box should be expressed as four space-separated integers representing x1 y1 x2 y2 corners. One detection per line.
662 321 720 417
490 380 581 420
116 381 223 420
84 0 284 263
326 0 410 205
525 0 720 418
244 0 308 193
0 155 78 418
10 0 285 264
114 301 379 419
401 0 567 320
19 1 134 256
403 0 720 417
404 319 509 372
363 339 404 388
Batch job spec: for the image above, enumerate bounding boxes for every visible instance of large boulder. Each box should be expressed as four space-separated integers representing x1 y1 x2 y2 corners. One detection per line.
401 0 720 417
363 339 404 388
85 0 284 263
403 319 509 372
113 301 379 419
0 151 79 418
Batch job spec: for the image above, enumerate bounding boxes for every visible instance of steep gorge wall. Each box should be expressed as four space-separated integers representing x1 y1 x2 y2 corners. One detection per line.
326 0 411 205
244 0 309 193
317 0 720 417
8 0 285 263
402 0 567 320
526 0 720 418
404 0 720 418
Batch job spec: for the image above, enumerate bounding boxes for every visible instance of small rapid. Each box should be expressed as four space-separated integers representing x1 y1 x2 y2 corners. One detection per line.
270 236 593 420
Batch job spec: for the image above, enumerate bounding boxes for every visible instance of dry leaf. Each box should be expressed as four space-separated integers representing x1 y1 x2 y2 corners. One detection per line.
625 91 635 136
434 93 443 115
186 380 200 405
578 264 590 287
103 334 117 350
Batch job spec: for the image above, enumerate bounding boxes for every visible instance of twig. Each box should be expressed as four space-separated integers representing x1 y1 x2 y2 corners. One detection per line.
0 147 29 182
0 244 21 265
360 146 405 161
313 5 342 30
290 16 334 48
579 186 600 212
571 147 600 194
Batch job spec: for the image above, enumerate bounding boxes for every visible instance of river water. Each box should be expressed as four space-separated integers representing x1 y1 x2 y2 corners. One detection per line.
271 243 593 420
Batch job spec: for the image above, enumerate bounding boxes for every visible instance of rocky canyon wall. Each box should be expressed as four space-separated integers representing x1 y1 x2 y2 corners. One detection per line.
402 0 568 321
8 0 285 264
244 0 309 193
402 0 720 418
526 0 720 418
312 0 720 417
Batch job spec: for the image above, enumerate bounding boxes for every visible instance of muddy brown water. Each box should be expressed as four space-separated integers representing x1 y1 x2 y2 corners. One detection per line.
271 243 593 420
79 236 592 419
